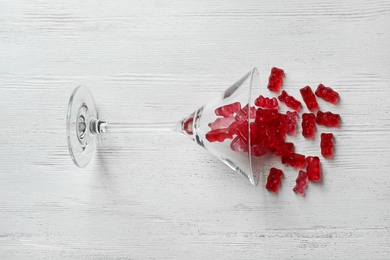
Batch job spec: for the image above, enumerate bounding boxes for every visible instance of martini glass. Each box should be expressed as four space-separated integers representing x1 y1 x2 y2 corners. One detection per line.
67 68 263 185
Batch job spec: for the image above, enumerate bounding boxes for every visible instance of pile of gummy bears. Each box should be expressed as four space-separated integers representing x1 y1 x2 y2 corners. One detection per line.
206 68 341 195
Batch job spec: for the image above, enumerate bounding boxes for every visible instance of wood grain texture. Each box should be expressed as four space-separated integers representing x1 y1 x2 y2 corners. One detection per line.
1 0 390 259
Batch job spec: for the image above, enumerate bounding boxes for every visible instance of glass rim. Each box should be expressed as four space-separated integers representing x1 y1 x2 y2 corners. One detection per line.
247 67 260 186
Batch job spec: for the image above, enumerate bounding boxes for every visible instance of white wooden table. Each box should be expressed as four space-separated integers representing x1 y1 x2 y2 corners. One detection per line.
1 1 390 259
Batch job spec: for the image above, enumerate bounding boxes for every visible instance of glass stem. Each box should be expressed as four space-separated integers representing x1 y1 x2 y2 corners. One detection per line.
92 120 182 134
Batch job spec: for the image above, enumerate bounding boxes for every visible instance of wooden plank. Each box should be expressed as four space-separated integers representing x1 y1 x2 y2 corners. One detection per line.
1 0 390 258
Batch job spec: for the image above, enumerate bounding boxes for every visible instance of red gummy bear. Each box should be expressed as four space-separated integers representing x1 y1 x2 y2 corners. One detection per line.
235 121 249 145
235 104 256 124
208 115 235 130
267 114 287 150
266 167 283 193
275 142 295 156
315 84 339 104
182 116 194 135
205 127 235 142
251 144 269 157
306 156 321 181
316 111 341 127
249 123 265 155
286 111 297 135
255 108 279 123
254 95 278 109
278 90 302 111
302 113 316 138
248 106 295 158
267 67 285 93
293 170 308 195
281 153 306 168
321 133 334 158
300 86 319 111
214 102 241 118
230 136 248 152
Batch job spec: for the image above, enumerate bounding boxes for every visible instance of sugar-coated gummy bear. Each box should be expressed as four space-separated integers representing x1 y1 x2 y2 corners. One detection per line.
214 102 241 118
281 153 306 168
300 86 319 111
266 167 284 193
302 113 316 138
321 133 334 158
267 67 285 93
278 90 302 111
316 111 341 127
315 84 339 104
306 156 321 181
293 170 308 195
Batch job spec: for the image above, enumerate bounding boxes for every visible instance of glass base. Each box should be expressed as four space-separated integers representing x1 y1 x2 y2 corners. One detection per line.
67 86 98 167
